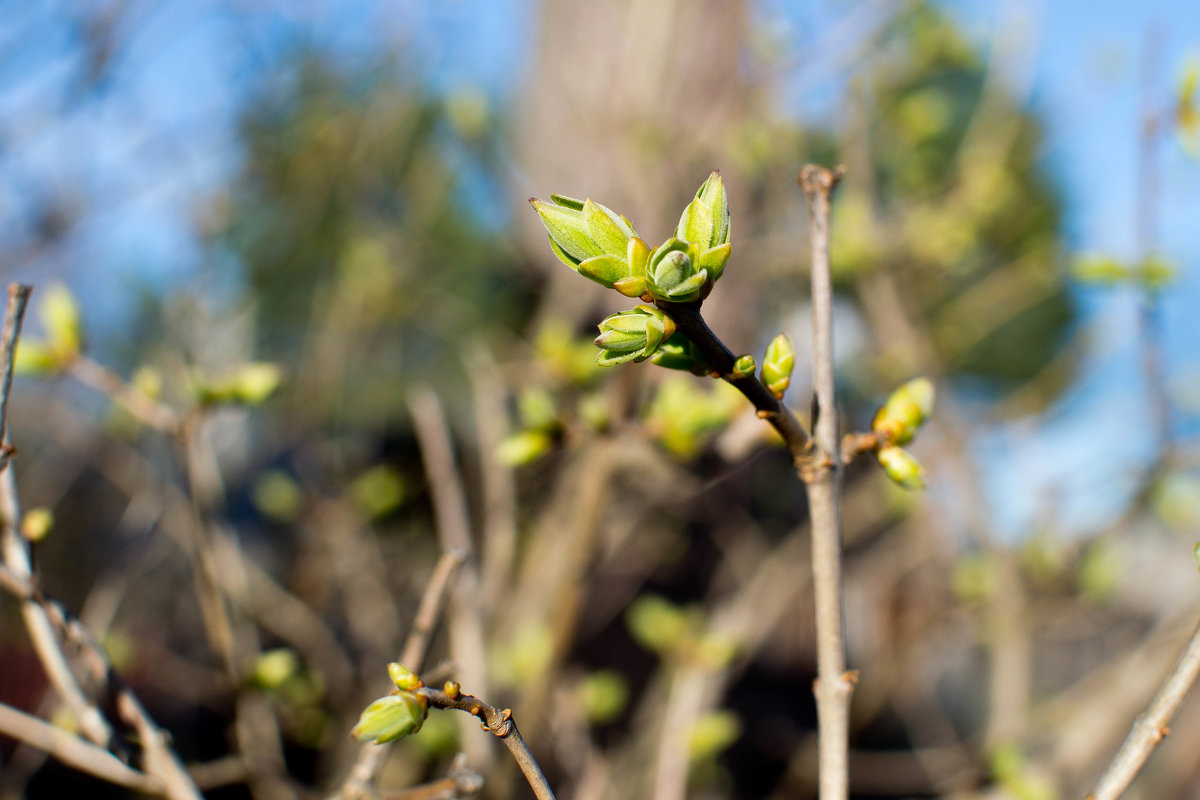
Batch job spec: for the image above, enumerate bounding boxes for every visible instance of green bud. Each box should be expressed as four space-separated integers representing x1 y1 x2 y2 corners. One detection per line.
626 594 691 655
231 362 284 405
649 334 709 374
646 238 709 302
761 334 795 397
21 508 54 543
252 470 303 522
131 366 163 400
687 710 741 762
530 195 638 289
732 354 756 378
496 430 553 466
41 283 82 361
387 663 423 691
877 445 925 489
350 465 406 519
250 649 300 690
675 171 732 285
577 670 629 726
872 377 934 445
594 306 676 367
13 340 59 375
351 692 427 743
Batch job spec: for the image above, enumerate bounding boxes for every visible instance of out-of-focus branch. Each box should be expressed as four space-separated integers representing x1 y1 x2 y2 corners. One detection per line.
332 549 467 800
408 388 492 766
1087 618 1200 800
0 284 114 749
799 164 853 800
0 701 161 794
64 354 183 436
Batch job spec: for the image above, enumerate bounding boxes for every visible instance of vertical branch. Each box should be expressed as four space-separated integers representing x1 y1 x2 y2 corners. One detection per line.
0 284 113 748
798 165 852 800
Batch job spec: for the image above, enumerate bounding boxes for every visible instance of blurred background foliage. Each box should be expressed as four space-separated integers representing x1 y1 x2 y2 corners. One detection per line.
1 1 1199 800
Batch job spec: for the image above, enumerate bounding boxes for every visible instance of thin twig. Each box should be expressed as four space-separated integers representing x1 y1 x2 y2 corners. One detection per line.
654 301 812 461
0 284 32 465
408 388 492 767
64 354 183 436
418 687 556 800
332 550 468 799
383 753 483 800
799 163 853 800
1087 617 1200 800
0 284 113 748
0 701 162 794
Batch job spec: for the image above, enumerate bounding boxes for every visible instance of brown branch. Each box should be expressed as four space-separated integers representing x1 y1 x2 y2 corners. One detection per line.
418 687 556 800
64 354 183 437
0 701 162 794
1087 617 1200 800
799 163 853 800
383 753 483 800
332 550 467 800
654 301 812 462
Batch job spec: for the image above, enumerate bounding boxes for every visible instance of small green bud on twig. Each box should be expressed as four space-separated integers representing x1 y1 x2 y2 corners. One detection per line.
351 692 428 743
761 334 795 398
732 354 756 378
594 306 676 366
387 662 423 691
877 445 925 489
872 377 934 446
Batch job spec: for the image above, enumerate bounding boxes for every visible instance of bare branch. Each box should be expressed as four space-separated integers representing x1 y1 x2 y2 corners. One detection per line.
799 164 853 800
419 686 556 800
0 701 162 794
1087 617 1200 800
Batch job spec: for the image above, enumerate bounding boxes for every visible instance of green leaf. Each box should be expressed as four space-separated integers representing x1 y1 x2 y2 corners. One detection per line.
530 198 602 263
676 197 715 249
699 242 731 282
583 199 634 258
577 254 631 288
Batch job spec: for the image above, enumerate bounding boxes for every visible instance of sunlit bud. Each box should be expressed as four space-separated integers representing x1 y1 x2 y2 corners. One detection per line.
495 430 553 466
250 649 300 690
41 283 82 360
577 670 629 726
877 445 925 489
626 594 692 655
351 692 427 743
676 171 732 285
687 710 741 762
649 334 709 374
732 354 756 378
872 377 934 445
647 238 709 303
530 195 637 289
13 340 59 375
21 508 54 543
387 662 423 691
761 334 795 398
231 362 284 405
594 306 676 367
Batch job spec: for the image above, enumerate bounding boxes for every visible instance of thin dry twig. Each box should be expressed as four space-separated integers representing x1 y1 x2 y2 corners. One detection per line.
799 164 853 800
408 388 492 766
418 686 556 800
0 701 162 794
1087 617 1200 800
332 549 467 799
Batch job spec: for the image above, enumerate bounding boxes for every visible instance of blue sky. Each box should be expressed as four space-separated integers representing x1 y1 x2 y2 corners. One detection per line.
1 0 1197 538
